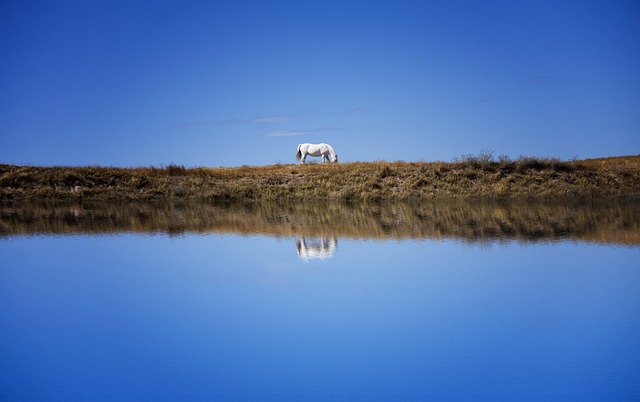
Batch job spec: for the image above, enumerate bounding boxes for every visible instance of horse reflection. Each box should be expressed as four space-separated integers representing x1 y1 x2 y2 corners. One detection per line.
296 236 337 260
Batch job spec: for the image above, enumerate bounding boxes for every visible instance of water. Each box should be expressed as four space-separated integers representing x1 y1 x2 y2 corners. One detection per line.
1 200 639 398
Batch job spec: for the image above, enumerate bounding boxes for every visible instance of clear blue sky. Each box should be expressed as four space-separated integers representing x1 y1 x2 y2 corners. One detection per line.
1 0 639 167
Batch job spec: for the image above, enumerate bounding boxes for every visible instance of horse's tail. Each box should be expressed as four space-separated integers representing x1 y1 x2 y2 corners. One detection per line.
295 144 302 161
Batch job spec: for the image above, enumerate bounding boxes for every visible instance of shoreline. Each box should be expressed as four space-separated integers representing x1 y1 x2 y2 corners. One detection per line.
1 155 639 202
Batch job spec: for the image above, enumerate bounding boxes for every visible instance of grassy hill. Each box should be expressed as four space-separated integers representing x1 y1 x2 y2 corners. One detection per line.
1 155 639 201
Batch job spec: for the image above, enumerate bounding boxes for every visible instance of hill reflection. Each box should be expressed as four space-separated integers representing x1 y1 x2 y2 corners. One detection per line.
1 200 638 245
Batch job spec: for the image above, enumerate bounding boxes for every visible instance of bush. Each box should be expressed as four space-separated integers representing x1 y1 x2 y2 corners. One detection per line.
453 149 495 170
165 164 186 176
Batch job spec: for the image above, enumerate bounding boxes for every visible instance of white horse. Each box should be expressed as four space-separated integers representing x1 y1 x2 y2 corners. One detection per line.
295 143 338 164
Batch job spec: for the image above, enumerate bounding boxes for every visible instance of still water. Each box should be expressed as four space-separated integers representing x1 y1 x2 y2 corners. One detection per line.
1 200 639 398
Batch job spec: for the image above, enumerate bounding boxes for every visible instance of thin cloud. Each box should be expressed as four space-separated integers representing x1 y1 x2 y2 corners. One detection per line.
182 115 290 128
184 111 300 129
250 115 295 125
182 117 244 128
184 107 370 129
522 75 573 85
264 130 311 137
264 126 359 138
337 107 371 116
306 107 371 118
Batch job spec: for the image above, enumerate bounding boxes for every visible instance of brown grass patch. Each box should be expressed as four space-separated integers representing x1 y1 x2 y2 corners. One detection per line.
1 155 639 201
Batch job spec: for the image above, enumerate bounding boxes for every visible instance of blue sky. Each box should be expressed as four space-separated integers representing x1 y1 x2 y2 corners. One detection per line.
1 0 639 167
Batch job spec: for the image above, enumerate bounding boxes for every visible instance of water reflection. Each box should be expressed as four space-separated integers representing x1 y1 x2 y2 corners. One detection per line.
2 200 639 397
296 236 337 260
1 199 639 246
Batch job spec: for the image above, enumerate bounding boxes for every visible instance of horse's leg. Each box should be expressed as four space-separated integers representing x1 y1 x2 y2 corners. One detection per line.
301 152 306 164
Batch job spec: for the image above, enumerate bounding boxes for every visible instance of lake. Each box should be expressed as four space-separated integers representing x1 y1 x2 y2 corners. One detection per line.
1 200 639 398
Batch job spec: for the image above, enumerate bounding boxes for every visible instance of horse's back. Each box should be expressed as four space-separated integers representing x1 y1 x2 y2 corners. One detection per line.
307 143 322 155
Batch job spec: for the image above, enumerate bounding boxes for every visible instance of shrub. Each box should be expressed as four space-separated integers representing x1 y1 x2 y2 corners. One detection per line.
165 164 186 176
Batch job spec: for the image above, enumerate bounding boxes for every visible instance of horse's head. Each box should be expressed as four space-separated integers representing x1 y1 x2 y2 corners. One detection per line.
333 154 339 163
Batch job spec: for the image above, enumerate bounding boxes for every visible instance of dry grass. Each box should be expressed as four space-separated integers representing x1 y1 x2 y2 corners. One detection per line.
1 155 639 201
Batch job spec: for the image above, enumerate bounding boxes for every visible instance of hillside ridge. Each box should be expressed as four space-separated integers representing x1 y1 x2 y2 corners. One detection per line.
1 155 639 201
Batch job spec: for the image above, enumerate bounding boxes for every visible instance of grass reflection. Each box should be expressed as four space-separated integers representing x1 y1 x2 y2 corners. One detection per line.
1 200 638 245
